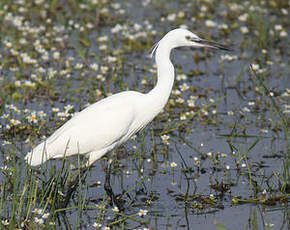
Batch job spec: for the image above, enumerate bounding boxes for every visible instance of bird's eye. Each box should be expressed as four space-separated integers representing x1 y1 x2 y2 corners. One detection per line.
185 35 191 40
186 36 201 42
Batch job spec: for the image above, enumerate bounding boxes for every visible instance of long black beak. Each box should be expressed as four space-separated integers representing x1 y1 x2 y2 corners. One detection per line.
198 39 233 51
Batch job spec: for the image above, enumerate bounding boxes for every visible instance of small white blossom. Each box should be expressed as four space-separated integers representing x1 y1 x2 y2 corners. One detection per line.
111 24 122 33
251 64 260 71
280 31 287 38
34 217 44 225
112 206 119 212
180 83 189 91
205 20 217 27
238 13 248 22
176 74 187 81
274 25 282 31
90 63 99 71
176 97 184 104
32 208 43 215
167 13 176 21
172 89 181 96
240 26 249 34
93 222 102 228
207 152 212 157
64 104 74 112
161 135 170 145
42 213 50 219
170 162 177 168
138 209 148 217
75 63 83 70
1 219 9 226
27 112 38 124
180 114 186 120
10 119 21 126
281 8 288 15
53 51 60 60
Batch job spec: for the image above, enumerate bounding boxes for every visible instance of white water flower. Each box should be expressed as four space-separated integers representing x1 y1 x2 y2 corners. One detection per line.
112 206 119 212
240 26 249 34
34 217 44 225
205 19 217 27
93 222 102 228
170 162 177 168
138 209 148 217
53 51 60 60
90 63 99 71
1 219 9 225
161 135 170 145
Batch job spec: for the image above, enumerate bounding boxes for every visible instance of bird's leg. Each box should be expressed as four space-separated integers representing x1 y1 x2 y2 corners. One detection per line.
104 159 123 211
63 165 90 208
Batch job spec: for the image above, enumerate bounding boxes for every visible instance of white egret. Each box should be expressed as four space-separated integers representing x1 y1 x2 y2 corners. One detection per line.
25 28 231 167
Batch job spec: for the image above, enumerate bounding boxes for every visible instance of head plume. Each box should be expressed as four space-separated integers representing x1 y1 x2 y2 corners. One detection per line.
149 41 160 59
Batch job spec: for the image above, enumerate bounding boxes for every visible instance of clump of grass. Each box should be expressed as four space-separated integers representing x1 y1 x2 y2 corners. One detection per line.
0 0 289 229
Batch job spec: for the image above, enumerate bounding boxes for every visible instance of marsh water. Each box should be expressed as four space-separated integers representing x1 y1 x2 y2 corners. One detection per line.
0 0 289 229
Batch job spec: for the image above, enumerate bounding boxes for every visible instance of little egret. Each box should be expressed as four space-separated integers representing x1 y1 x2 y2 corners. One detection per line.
25 28 231 167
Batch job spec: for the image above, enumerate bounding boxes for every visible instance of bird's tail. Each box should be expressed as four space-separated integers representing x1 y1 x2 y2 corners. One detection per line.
25 141 49 167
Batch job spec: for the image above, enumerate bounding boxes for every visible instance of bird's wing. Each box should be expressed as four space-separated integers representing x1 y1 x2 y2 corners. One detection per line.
44 92 140 158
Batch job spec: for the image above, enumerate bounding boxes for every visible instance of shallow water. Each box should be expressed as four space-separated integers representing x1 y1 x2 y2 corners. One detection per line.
0 0 289 229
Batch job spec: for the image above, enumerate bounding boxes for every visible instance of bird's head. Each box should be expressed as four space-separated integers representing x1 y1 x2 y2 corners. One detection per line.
168 28 232 50
151 28 232 57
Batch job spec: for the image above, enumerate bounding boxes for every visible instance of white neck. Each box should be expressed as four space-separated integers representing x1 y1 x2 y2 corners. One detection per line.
147 41 174 114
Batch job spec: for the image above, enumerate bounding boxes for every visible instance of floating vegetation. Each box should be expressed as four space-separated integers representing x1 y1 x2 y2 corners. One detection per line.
0 0 289 229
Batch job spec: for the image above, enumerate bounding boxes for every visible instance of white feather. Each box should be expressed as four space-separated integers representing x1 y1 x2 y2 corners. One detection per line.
25 28 229 167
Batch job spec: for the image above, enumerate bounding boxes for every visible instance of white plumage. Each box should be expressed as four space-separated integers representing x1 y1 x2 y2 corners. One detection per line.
25 28 230 167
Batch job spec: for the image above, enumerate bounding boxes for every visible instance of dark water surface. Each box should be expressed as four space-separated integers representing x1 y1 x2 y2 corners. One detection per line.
0 0 289 229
